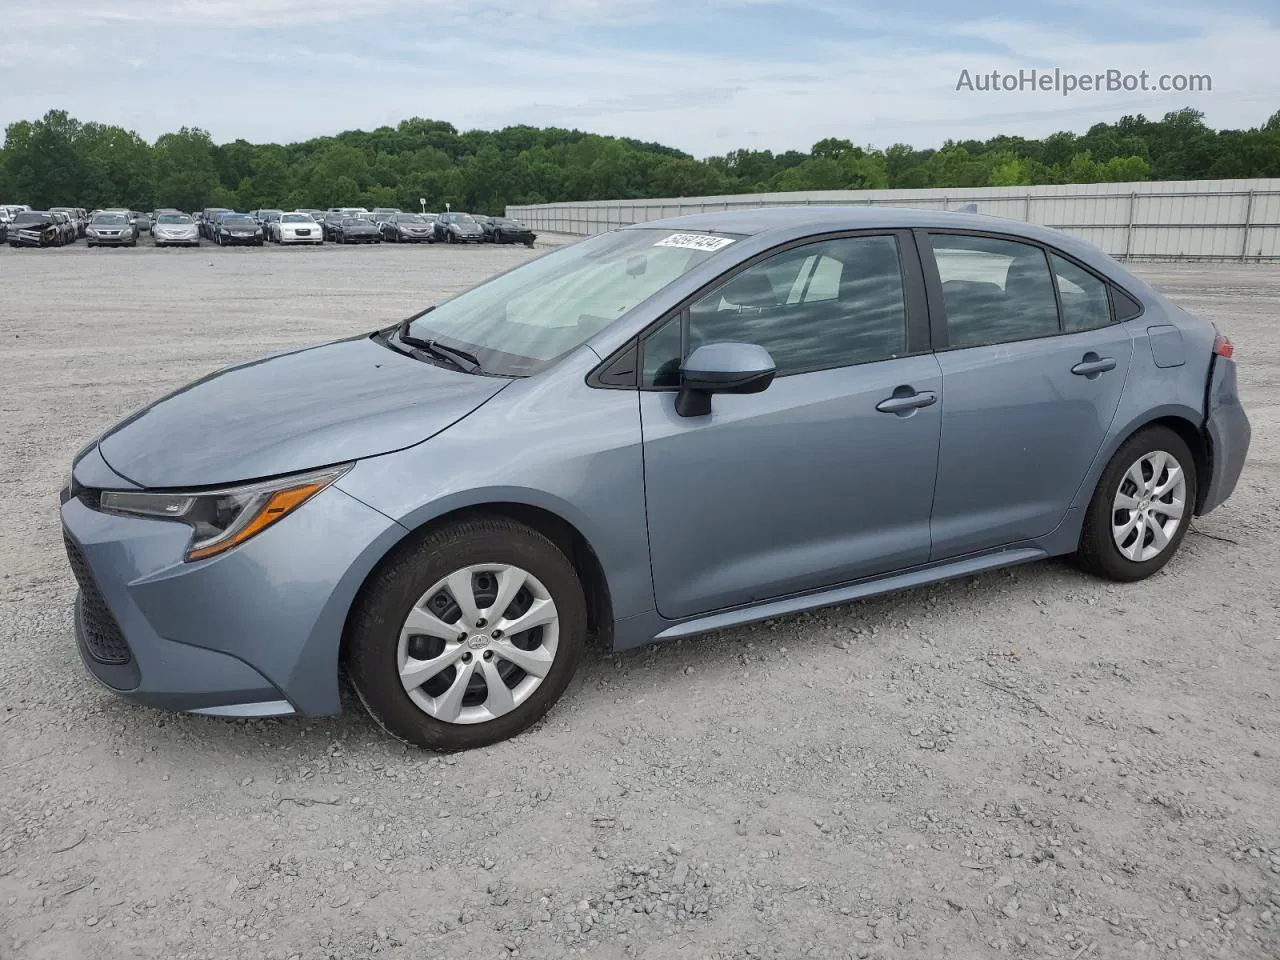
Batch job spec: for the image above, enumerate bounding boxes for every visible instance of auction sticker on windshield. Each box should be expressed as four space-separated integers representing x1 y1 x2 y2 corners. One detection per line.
653 233 736 251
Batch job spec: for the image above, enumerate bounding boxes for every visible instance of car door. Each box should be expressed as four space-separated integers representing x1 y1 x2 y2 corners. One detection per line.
920 230 1134 559
638 231 942 621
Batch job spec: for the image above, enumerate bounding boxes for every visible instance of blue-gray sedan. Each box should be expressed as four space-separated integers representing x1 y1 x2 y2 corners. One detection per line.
60 207 1251 750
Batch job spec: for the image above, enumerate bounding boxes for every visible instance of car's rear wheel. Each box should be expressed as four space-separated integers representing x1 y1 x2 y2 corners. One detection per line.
1075 425 1196 582
347 517 587 751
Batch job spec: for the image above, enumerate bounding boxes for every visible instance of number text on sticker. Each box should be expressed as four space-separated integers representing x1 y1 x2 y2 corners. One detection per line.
654 233 736 252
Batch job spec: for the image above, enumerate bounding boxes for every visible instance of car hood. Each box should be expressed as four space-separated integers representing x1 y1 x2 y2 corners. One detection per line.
97 335 510 488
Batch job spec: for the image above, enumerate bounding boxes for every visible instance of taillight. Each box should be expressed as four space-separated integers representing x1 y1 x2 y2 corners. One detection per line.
1213 332 1234 359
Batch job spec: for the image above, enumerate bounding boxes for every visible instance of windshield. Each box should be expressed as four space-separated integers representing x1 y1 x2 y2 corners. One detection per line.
223 215 254 224
394 214 425 223
14 213 49 224
281 213 311 223
93 215 128 225
403 228 739 377
156 214 192 224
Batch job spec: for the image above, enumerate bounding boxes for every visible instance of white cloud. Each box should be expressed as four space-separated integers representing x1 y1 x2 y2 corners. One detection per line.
1 0 1276 156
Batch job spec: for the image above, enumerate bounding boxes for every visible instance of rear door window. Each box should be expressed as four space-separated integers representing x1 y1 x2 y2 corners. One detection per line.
928 234 1061 348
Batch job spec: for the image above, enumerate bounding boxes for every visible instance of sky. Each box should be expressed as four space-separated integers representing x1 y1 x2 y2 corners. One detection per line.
1 0 1277 156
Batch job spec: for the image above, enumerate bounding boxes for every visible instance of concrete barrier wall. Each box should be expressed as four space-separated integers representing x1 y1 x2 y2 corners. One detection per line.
508 179 1280 260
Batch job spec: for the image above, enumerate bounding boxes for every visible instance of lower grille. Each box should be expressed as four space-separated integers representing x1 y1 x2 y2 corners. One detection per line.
63 534 132 664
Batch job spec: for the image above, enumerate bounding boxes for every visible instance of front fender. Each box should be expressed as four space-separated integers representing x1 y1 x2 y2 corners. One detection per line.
333 352 652 622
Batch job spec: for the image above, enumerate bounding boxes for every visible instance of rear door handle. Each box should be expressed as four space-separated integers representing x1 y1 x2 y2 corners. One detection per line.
1071 354 1117 378
876 389 937 415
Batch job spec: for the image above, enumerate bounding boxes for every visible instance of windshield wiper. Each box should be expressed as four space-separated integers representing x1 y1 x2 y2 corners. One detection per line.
395 318 483 374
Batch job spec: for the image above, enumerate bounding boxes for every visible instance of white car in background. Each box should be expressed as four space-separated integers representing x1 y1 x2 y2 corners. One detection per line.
272 211 324 245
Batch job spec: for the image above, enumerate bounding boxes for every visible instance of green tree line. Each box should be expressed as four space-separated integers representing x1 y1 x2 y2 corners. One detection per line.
1 106 1277 214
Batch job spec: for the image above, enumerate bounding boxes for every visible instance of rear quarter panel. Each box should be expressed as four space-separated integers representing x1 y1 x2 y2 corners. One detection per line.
1068 300 1215 512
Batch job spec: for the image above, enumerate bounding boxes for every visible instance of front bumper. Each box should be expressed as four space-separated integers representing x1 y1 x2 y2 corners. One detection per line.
220 234 262 245
60 465 405 717
10 232 56 247
280 231 322 244
1201 356 1251 515
155 234 199 246
88 234 134 246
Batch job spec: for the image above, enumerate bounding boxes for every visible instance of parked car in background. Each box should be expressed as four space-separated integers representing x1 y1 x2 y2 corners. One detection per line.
8 211 69 247
252 209 284 235
52 211 79 244
131 211 153 234
379 213 435 243
272 212 323 245
52 207 85 237
152 212 201 247
212 213 265 246
434 212 485 243
371 207 401 221
85 212 139 247
321 211 346 241
486 217 537 247
334 216 381 244
200 208 234 239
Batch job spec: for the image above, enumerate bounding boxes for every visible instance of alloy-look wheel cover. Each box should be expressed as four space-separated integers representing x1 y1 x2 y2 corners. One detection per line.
396 563 559 725
1111 449 1187 562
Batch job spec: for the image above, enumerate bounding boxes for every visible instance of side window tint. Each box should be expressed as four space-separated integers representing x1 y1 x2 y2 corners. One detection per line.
641 315 683 387
683 235 907 378
930 234 1060 347
1050 254 1111 331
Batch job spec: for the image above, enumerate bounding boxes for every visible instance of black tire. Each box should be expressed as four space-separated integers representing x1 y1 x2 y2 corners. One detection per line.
1075 425 1197 582
347 517 587 751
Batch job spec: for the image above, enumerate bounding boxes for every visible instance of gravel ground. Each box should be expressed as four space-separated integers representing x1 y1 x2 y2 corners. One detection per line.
0 242 1277 960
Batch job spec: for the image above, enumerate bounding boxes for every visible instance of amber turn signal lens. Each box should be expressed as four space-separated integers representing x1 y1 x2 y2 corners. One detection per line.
185 480 327 561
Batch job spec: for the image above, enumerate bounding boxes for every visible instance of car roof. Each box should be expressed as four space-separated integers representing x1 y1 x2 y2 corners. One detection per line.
622 205 1073 244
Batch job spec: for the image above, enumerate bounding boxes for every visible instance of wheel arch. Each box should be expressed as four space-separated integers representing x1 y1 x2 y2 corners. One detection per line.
339 499 615 667
1074 405 1209 514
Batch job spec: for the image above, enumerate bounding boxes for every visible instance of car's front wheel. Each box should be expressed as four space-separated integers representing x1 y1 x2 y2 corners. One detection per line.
348 517 587 751
1076 425 1196 582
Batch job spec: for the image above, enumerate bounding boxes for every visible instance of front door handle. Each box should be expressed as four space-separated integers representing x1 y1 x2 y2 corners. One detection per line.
876 388 937 415
1071 353 1117 378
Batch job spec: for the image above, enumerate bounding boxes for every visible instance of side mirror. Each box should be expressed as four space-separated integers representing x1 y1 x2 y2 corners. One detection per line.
675 342 776 417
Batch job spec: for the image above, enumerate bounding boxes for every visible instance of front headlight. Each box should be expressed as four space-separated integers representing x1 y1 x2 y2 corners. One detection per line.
99 465 350 561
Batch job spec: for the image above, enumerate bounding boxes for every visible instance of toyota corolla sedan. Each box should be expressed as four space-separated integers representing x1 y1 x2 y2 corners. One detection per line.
60 208 1250 751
